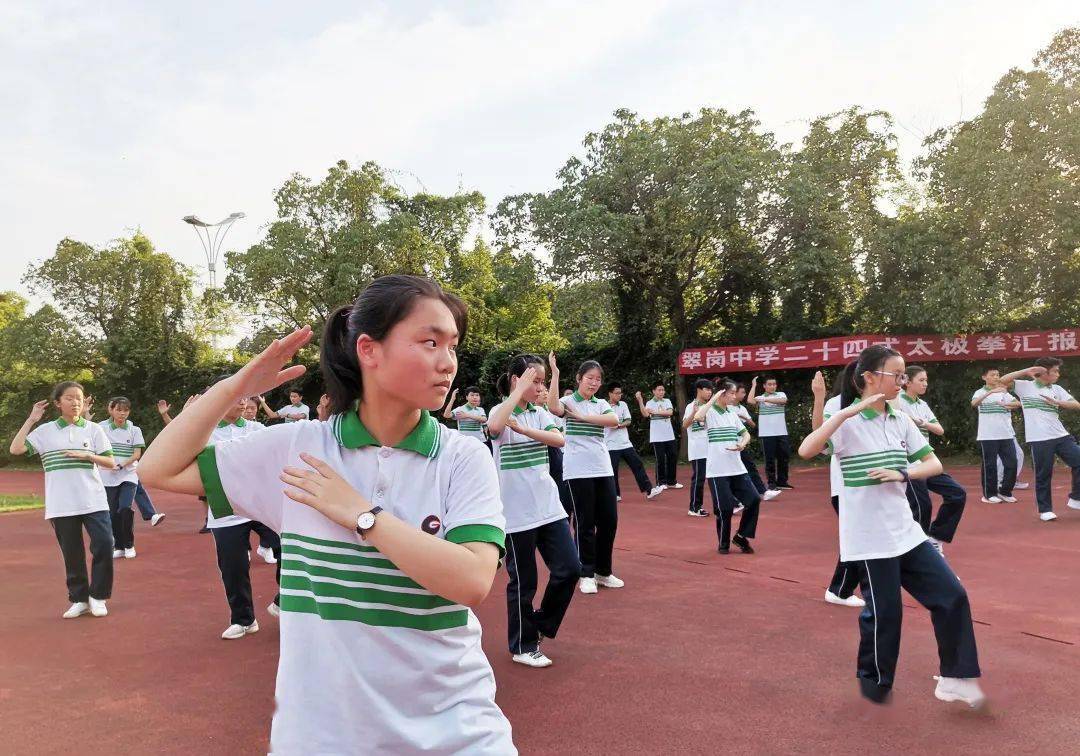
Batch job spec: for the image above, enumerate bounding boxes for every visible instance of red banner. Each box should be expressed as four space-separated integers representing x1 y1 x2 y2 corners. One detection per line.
678 329 1080 374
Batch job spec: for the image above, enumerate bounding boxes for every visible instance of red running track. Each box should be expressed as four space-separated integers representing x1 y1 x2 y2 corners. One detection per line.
2 463 1079 754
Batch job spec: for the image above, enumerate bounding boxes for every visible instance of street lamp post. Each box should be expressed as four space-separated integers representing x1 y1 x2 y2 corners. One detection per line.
182 212 245 289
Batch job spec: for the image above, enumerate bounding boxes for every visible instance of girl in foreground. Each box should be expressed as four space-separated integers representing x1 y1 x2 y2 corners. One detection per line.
798 345 984 708
139 275 515 754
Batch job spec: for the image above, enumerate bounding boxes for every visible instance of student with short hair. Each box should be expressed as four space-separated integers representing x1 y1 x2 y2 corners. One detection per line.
747 375 791 492
98 396 146 558
489 354 580 668
897 366 967 556
261 388 310 423
547 355 623 595
606 383 662 502
732 383 777 502
138 275 516 753
443 386 490 445
1000 357 1080 520
636 384 680 489
682 378 715 517
693 379 761 554
9 382 116 619
799 345 984 708
971 368 1021 503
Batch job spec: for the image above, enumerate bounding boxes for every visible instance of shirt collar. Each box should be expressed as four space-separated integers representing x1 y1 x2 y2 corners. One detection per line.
859 403 898 420
109 420 129 430
217 418 247 428
57 417 87 428
512 402 536 416
333 407 441 458
571 390 597 403
900 392 918 404
1034 379 1049 388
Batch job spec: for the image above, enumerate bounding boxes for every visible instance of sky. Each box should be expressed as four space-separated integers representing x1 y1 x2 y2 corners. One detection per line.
2 0 1077 306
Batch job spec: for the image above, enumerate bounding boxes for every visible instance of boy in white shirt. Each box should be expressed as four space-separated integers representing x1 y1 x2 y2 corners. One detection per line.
971 368 1021 502
636 384 681 489
748 375 791 492
1000 357 1080 520
260 388 310 423
733 383 777 501
607 384 662 501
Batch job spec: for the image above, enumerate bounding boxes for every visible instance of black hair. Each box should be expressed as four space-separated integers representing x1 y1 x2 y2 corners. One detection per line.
495 355 544 399
838 345 902 409
464 386 481 396
653 381 665 389
829 369 846 399
761 375 777 385
980 366 999 377
734 382 746 392
716 378 736 393
905 365 927 382
576 360 603 382
693 378 714 392
108 396 131 410
606 382 623 394
321 275 468 415
51 381 84 403
1035 356 1063 370
288 387 303 397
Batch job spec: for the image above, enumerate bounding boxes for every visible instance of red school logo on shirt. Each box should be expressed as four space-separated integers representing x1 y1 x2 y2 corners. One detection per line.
421 515 442 534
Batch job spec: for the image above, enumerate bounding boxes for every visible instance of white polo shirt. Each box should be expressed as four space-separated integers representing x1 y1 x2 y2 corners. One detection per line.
828 404 931 562
756 392 788 437
491 402 566 534
684 401 710 461
733 403 752 425
823 395 843 498
1014 379 1075 443
453 403 488 442
604 400 634 451
205 418 266 529
645 398 676 443
704 406 750 478
275 402 310 422
196 409 514 755
559 391 615 480
896 393 939 440
97 420 145 486
25 417 113 519
971 387 1017 441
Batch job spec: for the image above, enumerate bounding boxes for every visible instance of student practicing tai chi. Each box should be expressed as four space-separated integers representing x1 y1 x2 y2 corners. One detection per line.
636 384 681 490
682 378 715 517
488 354 580 669
895 366 966 556
693 379 760 554
139 275 516 754
732 383 776 501
971 368 1021 503
547 355 623 595
10 382 116 619
259 388 310 423
443 386 490 445
98 397 146 559
811 371 864 608
747 375 792 492
1000 357 1080 520
607 384 661 502
799 345 984 708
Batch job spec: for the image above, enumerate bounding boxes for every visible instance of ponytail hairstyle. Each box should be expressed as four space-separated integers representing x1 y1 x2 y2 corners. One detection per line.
321 275 467 416
575 360 603 382
716 378 736 394
839 344 902 409
496 353 544 399
51 380 84 403
829 369 846 399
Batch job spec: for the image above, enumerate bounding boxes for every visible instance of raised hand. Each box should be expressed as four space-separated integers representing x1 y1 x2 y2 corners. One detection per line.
28 400 48 422
548 351 559 374
634 390 643 401
811 371 826 397
230 326 313 398
511 367 538 399
156 399 171 414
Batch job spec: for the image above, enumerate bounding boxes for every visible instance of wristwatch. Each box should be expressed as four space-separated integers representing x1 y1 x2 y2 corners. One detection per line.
355 506 383 536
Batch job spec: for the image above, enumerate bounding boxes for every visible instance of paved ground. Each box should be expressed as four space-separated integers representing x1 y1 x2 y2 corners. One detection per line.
1 463 1078 754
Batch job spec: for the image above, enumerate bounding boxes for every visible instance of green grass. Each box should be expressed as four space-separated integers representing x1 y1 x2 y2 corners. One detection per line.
0 494 44 513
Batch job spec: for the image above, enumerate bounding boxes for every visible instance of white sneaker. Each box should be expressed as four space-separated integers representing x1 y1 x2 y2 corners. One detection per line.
1014 481 1030 489
256 546 278 564
267 602 281 618
999 495 1017 503
62 602 90 619
221 620 259 639
647 486 663 499
670 483 684 489
123 548 136 559
616 495 622 502
660 484 669 491
578 577 598 594
928 537 944 557
512 650 553 668
980 496 1001 503
824 590 866 608
112 549 123 559
150 513 166 526
687 509 708 517
1067 498 1080 510
933 676 986 709
595 573 624 588
1040 511 1058 521
88 597 108 617
733 504 745 514
763 489 780 501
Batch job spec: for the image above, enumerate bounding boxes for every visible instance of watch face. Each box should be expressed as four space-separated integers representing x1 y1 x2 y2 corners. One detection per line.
358 512 375 530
